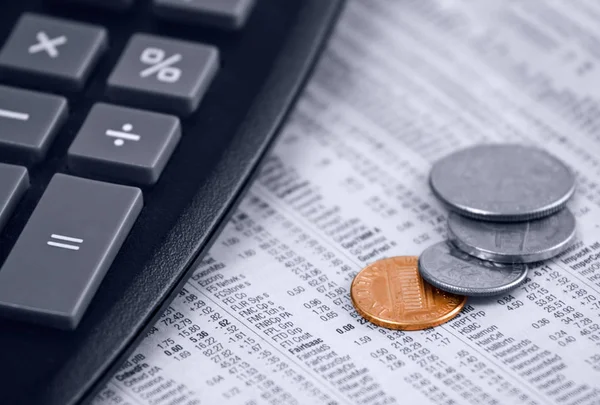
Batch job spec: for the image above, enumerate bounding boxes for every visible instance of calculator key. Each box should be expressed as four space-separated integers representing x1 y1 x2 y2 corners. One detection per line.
58 0 134 10
107 34 219 115
0 174 142 330
153 0 256 30
0 164 29 234
0 13 108 91
68 103 181 185
0 85 68 163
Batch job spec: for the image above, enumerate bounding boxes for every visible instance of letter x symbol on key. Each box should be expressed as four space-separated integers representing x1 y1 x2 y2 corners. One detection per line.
28 31 67 58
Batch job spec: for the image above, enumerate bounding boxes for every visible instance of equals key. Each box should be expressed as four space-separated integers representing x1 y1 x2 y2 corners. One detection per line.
0 174 143 329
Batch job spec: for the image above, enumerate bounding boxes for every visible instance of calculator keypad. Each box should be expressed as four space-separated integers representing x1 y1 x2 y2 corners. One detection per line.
0 1 250 329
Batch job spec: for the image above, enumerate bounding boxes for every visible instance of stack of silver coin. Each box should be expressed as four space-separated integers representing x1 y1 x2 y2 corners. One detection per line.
418 144 577 297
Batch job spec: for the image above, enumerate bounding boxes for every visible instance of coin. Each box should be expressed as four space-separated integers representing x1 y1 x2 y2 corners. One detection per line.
350 256 467 330
430 144 575 221
448 209 576 263
418 241 528 296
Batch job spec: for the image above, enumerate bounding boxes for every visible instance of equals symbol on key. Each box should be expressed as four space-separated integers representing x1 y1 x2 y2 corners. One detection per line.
47 234 84 251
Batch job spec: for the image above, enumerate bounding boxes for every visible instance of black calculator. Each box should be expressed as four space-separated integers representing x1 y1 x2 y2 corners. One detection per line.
0 1 343 404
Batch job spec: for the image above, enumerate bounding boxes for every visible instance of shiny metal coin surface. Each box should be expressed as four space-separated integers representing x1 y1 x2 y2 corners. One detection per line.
448 210 576 263
418 241 528 296
430 144 575 221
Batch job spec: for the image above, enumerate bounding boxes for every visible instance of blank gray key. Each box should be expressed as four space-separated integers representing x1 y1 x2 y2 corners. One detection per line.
107 34 219 115
0 85 68 163
0 174 142 329
0 163 29 233
68 103 181 185
153 0 256 30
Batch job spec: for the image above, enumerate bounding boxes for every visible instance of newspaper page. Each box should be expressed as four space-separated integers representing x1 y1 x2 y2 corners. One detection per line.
94 1 600 404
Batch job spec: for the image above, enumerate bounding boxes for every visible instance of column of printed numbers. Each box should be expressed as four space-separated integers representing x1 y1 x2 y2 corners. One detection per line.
386 328 505 405
454 350 538 405
179 288 299 404
524 267 600 349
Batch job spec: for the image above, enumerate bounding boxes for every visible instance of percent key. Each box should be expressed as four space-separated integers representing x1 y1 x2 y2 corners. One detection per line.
107 33 220 115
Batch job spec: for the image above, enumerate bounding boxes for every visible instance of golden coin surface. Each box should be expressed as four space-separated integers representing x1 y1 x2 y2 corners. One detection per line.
351 256 467 330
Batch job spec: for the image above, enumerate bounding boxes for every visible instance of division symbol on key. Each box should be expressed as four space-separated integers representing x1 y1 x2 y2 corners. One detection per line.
47 234 83 251
105 123 141 146
139 47 182 83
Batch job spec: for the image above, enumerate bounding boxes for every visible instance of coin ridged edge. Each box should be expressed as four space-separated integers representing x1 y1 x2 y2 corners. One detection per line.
429 146 577 222
447 211 577 263
430 174 575 222
417 254 529 297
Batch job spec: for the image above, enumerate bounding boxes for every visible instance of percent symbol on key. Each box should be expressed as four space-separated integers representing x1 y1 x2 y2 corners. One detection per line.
139 47 182 83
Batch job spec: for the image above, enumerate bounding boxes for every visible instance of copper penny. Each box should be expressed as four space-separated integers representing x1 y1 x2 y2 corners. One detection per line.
350 256 467 330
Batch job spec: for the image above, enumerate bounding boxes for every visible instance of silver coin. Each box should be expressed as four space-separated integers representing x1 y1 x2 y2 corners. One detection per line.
418 241 528 296
430 144 575 221
448 209 576 263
